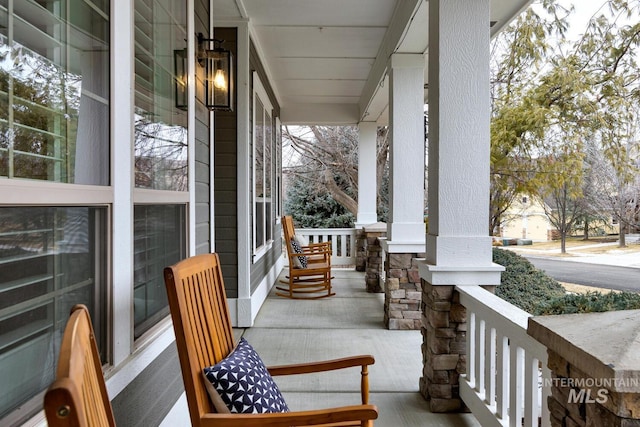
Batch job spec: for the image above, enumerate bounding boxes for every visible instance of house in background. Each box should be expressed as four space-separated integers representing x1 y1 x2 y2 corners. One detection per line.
501 195 622 242
0 0 535 426
501 196 552 241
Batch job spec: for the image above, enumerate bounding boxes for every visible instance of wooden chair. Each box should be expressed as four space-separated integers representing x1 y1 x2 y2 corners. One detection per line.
44 304 116 427
164 253 377 427
278 215 334 299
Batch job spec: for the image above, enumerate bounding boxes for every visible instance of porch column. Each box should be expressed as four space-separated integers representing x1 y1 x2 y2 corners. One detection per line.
355 122 386 278
356 122 378 228
382 53 425 330
418 0 503 412
385 53 425 250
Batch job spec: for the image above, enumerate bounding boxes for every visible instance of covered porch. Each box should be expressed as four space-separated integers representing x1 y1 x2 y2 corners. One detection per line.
161 268 482 427
4 0 640 425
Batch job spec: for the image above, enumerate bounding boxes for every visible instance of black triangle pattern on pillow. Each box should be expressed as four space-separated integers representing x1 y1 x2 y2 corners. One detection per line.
290 239 308 268
203 337 290 414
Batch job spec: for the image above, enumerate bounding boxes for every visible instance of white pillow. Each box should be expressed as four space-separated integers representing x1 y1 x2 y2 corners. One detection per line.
293 233 309 246
290 239 308 268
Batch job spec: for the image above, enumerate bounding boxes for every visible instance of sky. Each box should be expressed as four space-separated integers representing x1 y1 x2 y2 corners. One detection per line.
562 0 604 34
550 0 634 41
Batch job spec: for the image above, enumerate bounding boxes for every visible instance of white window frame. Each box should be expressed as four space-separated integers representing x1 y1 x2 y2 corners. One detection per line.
131 0 191 341
275 117 283 224
252 72 274 260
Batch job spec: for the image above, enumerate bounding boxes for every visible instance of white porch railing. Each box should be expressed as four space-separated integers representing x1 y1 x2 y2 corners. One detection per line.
295 228 357 267
457 285 551 427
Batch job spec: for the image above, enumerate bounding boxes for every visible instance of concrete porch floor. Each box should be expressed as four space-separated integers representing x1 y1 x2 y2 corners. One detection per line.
243 268 481 427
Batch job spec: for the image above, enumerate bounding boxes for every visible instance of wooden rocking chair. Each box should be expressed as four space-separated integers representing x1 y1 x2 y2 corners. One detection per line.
164 253 377 427
278 215 335 299
44 304 116 427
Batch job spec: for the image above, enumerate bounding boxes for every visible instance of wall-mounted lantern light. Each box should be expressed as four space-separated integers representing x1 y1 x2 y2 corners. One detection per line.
197 32 234 111
174 48 188 110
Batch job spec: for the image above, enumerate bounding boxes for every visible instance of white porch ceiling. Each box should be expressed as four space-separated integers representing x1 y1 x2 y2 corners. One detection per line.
213 0 532 125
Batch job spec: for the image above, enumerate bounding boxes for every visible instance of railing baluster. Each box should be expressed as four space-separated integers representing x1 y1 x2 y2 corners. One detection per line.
475 318 486 394
523 352 537 427
509 345 524 427
468 311 476 388
484 324 496 406
496 333 508 419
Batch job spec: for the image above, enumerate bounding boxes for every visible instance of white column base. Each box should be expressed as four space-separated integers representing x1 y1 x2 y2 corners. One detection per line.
381 238 425 254
235 297 253 327
419 260 504 286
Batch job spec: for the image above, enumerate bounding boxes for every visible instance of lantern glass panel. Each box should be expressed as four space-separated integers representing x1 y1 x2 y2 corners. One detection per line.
205 49 233 111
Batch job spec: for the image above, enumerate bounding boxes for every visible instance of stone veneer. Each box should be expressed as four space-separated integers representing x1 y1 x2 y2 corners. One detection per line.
419 282 465 411
419 281 496 412
383 253 424 330
528 310 640 427
355 228 366 272
355 223 387 293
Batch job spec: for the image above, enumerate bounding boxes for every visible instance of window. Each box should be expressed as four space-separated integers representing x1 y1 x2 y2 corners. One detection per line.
134 0 187 191
0 206 107 424
274 118 282 221
0 1 110 424
0 0 110 185
252 73 273 257
133 205 186 338
133 0 188 338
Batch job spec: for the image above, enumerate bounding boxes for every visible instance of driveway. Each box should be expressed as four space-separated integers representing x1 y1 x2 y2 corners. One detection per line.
504 243 640 292
524 256 640 292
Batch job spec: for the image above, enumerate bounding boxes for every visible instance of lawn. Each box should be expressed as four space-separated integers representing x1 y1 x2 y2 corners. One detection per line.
526 235 619 250
503 235 640 256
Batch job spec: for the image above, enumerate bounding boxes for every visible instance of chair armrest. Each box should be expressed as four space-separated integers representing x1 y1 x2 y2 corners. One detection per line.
301 243 332 254
290 248 331 256
200 404 378 427
305 241 331 248
267 355 374 376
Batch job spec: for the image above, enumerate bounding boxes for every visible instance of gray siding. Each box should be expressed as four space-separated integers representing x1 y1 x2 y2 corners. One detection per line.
214 28 240 297
195 113 211 255
111 344 183 427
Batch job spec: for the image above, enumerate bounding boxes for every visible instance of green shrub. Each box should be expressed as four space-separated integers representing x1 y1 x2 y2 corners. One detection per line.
537 291 640 315
492 248 640 315
492 248 565 314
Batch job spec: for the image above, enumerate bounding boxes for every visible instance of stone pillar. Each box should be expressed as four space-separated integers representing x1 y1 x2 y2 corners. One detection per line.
355 228 366 272
363 222 386 293
384 253 425 330
419 0 503 412
419 282 467 412
356 122 378 228
529 310 640 427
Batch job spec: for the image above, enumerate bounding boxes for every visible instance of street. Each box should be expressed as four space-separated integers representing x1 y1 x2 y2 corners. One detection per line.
525 256 640 293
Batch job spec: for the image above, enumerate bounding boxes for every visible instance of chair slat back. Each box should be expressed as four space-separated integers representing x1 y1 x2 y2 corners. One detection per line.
44 305 115 427
282 215 296 253
164 253 235 426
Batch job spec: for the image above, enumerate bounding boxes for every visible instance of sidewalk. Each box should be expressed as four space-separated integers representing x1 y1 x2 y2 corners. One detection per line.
504 242 640 268
242 269 481 427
